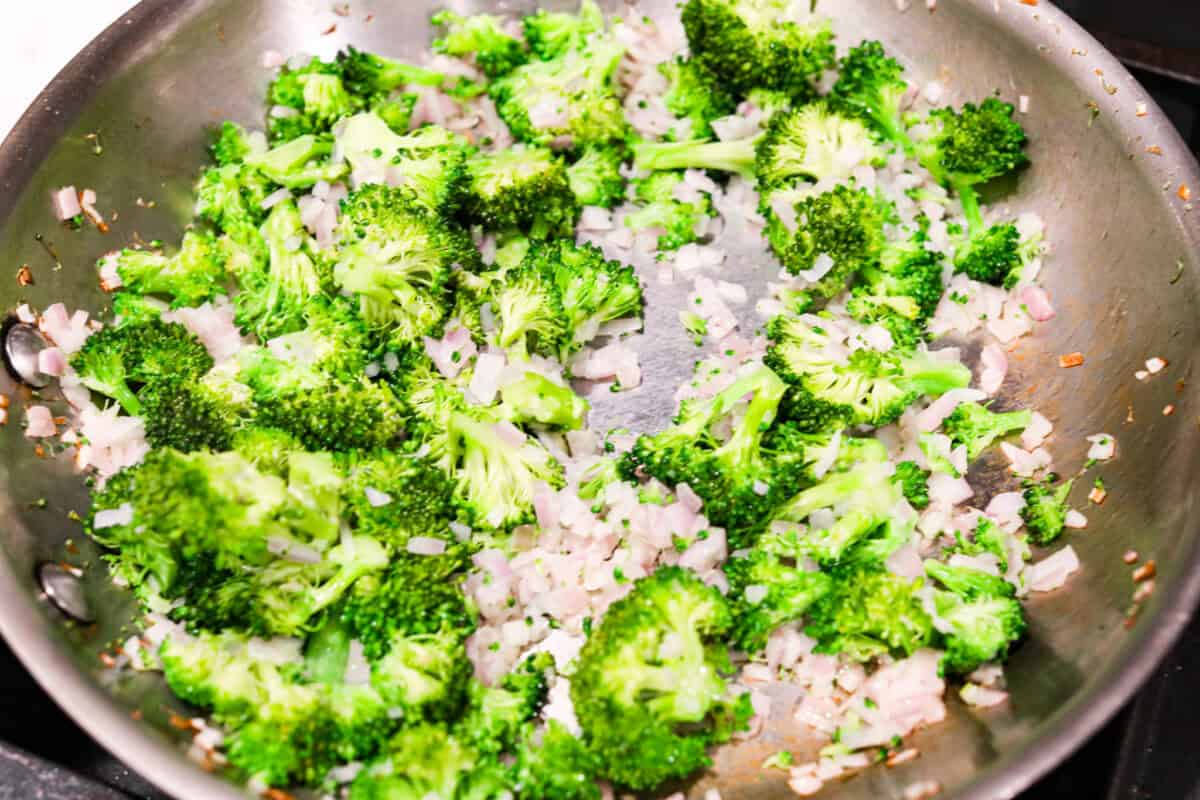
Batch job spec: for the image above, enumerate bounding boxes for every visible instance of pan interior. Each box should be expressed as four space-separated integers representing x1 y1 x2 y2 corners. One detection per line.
0 1 1197 798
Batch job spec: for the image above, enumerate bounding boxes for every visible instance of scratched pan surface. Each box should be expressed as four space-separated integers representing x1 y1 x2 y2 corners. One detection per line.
0 1 1198 798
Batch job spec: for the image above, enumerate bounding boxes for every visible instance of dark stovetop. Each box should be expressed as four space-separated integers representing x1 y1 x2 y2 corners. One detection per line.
1 9 1199 800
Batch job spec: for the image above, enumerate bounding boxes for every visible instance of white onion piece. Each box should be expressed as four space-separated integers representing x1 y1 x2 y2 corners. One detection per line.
52 186 82 221
1086 433 1116 461
978 343 1008 394
407 537 448 556
93 503 133 529
24 405 56 438
1026 546 1080 592
917 389 988 432
1020 286 1056 321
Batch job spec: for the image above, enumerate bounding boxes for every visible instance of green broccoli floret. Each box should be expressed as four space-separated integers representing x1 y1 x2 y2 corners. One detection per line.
481 263 568 360
846 234 945 347
334 184 478 348
433 10 527 78
369 625 473 723
210 120 259 166
620 366 806 549
565 144 626 208
233 199 325 340
337 46 450 100
947 517 1029 575
829 40 914 154
571 566 751 791
447 410 565 529
462 145 577 237
894 460 931 510
924 559 1026 674
70 319 213 415
138 375 243 452
680 0 835 98
522 0 604 60
265 56 362 142
631 136 757 179
499 371 590 430
805 566 934 661
765 315 971 428
913 98 1029 286
341 546 475 663
489 35 627 147
512 721 601 800
457 652 555 756
724 550 833 653
941 401 1032 461
755 104 885 188
349 724 509 800
624 170 716 252
1020 475 1076 545
194 162 271 238
340 449 457 546
775 184 891 295
110 293 165 326
255 378 410 453
659 56 737 140
523 238 643 356
336 113 472 215
110 232 227 308
768 437 903 564
241 133 348 189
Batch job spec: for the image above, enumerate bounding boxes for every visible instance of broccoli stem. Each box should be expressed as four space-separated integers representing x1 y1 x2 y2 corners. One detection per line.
633 137 759 179
953 179 985 234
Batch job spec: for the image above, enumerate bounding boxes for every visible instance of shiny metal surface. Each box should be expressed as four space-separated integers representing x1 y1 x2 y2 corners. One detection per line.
36 562 95 625
0 1 1197 799
3 321 52 388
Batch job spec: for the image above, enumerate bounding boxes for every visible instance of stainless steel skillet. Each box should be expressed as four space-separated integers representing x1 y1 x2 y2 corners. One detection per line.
0 1 1198 798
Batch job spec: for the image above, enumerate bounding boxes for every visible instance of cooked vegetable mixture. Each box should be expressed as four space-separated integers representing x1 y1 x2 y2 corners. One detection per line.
43 0 1091 796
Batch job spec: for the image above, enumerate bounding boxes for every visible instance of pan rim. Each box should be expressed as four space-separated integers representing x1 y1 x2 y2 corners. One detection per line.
0 1 1196 799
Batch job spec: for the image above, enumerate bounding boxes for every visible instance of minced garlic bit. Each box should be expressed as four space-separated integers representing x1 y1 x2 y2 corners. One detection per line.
1163 404 1175 416
1088 486 1107 504
887 748 920 767
1145 356 1167 374
1058 352 1084 368
1135 102 1148 117
1180 184 1193 202
1146 145 1163 156
1135 370 1149 381
904 781 942 800
1123 550 1139 564
1132 560 1156 582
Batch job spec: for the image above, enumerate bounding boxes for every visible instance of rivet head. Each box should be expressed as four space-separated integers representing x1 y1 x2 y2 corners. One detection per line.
37 562 94 624
3 320 52 388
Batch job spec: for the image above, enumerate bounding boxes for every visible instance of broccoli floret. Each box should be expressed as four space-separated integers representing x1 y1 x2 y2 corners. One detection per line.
681 0 835 98
138 375 242 452
913 98 1029 286
846 232 945 344
334 184 478 348
765 315 971 428
349 724 509 800
70 319 213 415
265 56 364 142
110 293 165 326
110 232 227 308
457 652 555 756
462 145 578 237
255 378 410 452
369 625 473 723
659 57 737 140
565 144 626 208
340 449 457 546
755 104 885 188
523 238 643 355
1020 475 1076 545
805 566 934 662
512 721 601 800
489 35 627 147
210 120 259 166
775 184 890 295
244 134 349 189
338 46 448 97
894 460 931 510
447 410 565 529
941 401 1032 461
571 566 751 791
341 546 475 663
624 170 715 252
924 559 1026 674
724 550 833 653
829 40 914 154
948 517 1028 575
482 263 568 360
194 163 271 235
233 199 325 340
433 10 527 78
620 366 805 549
499 371 590 430
336 113 472 215
770 437 903 564
522 0 604 60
